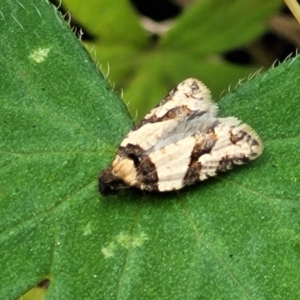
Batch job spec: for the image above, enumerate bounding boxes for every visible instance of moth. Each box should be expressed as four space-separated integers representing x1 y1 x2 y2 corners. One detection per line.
99 78 263 195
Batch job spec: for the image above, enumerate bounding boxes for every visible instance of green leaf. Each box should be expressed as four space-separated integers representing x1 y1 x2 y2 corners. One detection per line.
0 0 132 298
161 0 282 55
1 1 300 300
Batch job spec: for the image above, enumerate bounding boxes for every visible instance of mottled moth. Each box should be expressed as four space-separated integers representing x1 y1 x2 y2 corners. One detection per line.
99 78 263 195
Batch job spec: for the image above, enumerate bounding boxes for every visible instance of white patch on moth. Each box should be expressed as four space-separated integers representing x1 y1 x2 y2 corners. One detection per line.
121 120 176 150
149 135 197 191
144 80 217 120
98 78 263 194
29 47 50 63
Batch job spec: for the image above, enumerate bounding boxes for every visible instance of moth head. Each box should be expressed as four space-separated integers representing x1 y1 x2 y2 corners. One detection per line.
98 167 128 195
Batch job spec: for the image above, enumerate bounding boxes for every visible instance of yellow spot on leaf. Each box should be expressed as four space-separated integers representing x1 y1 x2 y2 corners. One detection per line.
116 232 149 249
102 232 149 258
29 47 50 63
83 222 92 236
101 242 116 259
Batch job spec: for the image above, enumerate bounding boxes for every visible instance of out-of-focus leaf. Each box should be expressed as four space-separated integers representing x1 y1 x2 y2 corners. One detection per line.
161 0 282 55
61 0 147 45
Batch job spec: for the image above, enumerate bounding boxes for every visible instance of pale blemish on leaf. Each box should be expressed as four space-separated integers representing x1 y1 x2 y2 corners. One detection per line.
83 222 92 236
116 232 149 249
101 232 149 258
101 242 116 259
29 47 50 63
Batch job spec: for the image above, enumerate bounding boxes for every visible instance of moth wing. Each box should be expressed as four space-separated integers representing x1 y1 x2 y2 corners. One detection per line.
145 117 263 192
135 78 218 129
121 78 218 152
185 117 263 184
146 133 204 191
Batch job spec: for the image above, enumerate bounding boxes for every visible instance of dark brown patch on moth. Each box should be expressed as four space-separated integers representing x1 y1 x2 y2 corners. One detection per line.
217 154 250 173
136 105 193 129
136 116 157 129
190 80 200 92
185 80 207 100
183 129 218 186
250 139 259 147
232 155 250 165
191 136 216 161
250 139 259 151
157 86 178 107
230 130 251 144
136 156 159 191
99 143 159 194
135 84 181 130
160 105 191 121
217 157 234 172
98 167 127 195
183 162 202 186
118 144 144 159
230 131 260 157
183 82 200 98
119 143 159 191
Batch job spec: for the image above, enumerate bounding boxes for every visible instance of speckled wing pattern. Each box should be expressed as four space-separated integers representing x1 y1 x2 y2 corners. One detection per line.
99 78 263 195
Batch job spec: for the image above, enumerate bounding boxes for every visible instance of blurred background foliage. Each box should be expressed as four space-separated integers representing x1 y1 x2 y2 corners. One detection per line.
51 0 297 121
